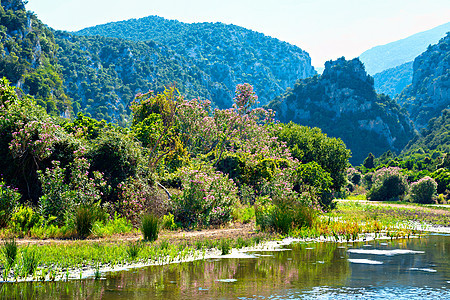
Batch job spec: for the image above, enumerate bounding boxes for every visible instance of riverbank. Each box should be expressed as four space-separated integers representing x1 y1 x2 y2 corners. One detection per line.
1 200 448 283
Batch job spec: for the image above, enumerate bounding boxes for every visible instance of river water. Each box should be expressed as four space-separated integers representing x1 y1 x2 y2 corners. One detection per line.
1 234 449 299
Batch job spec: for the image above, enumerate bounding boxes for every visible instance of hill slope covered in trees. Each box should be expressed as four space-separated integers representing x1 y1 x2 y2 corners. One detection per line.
54 31 217 124
0 0 71 116
373 61 413 99
75 16 316 107
268 57 415 165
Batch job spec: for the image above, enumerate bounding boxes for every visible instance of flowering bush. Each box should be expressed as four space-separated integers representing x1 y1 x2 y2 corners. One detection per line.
410 176 437 204
117 177 167 225
367 167 408 201
171 166 238 227
38 158 107 225
0 180 21 227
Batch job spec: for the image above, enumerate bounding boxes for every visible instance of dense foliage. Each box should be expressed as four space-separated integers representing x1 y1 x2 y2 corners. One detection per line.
75 15 316 107
0 78 350 236
0 0 71 116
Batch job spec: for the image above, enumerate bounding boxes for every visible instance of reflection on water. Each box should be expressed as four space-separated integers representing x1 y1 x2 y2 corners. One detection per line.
1 235 448 299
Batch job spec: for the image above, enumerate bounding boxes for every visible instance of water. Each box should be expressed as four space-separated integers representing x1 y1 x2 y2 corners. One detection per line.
1 234 449 299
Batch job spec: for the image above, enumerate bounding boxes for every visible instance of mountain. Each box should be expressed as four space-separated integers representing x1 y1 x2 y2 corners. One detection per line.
359 22 450 75
75 15 316 107
0 0 71 116
396 33 450 129
268 57 415 165
54 31 217 124
402 109 450 157
373 61 413 99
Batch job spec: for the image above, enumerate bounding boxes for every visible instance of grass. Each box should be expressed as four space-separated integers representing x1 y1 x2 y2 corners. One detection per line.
2 238 18 267
141 214 159 242
126 241 142 260
75 206 94 238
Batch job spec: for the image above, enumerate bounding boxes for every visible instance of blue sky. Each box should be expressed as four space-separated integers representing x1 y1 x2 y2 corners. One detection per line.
26 0 449 68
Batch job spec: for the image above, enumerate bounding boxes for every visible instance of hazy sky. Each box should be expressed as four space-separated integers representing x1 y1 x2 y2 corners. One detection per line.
26 0 450 67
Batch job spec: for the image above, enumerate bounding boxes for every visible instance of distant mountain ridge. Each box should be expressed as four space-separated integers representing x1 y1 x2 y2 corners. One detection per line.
75 15 316 107
373 61 413 99
268 57 415 164
359 22 450 75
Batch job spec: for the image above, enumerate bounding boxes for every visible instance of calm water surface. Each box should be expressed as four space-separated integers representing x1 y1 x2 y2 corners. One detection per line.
1 234 449 299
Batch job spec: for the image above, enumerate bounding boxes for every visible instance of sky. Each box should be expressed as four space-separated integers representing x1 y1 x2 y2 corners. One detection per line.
25 0 450 68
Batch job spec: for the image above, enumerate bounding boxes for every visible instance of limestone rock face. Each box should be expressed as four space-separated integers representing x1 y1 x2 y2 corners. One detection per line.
268 57 415 164
396 33 450 129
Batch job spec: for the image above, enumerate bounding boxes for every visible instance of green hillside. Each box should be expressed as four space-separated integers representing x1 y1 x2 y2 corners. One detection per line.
75 16 316 107
0 0 71 116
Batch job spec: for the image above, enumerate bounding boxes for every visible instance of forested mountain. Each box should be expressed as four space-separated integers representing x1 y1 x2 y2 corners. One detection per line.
359 22 450 75
396 33 450 129
268 57 415 164
373 61 413 99
54 32 216 124
0 0 71 116
75 16 316 107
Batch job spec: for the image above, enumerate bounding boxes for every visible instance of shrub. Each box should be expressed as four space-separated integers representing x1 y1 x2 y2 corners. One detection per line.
171 166 238 227
141 213 159 242
117 177 167 225
91 212 133 237
430 168 450 194
0 181 20 228
10 205 41 234
37 161 71 224
255 192 317 234
295 162 334 210
367 167 408 201
161 213 178 230
410 176 437 204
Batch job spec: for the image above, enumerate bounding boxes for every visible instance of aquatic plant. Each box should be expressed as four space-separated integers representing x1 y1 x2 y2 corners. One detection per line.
20 247 39 276
220 239 231 255
2 238 18 267
126 241 142 260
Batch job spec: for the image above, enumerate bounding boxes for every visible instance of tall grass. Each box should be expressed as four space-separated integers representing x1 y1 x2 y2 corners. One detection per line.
2 238 17 267
20 247 39 276
75 206 94 238
141 213 159 242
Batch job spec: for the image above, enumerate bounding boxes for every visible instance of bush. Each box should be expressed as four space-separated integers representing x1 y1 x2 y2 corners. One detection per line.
367 167 408 201
255 192 317 234
161 213 178 230
10 205 41 234
141 213 159 242
295 162 334 210
430 168 450 194
117 177 166 225
410 176 437 204
0 181 20 228
171 166 238 227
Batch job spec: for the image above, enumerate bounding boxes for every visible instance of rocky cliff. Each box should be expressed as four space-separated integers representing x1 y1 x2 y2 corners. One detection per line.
268 57 415 164
396 33 450 129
